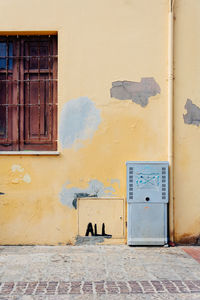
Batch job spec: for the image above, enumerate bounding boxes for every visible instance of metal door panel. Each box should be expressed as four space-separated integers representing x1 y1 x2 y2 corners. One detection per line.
127 202 167 245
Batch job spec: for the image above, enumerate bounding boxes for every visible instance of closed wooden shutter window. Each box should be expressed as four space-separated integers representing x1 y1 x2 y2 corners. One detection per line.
0 35 57 151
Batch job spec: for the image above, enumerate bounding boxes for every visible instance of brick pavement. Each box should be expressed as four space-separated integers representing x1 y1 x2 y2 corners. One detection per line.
0 245 200 299
182 247 200 264
0 280 200 296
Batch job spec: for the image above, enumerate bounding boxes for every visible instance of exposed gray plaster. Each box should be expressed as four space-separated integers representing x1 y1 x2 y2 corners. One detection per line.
110 77 161 107
110 179 120 188
75 236 104 245
183 99 200 126
60 179 116 209
59 97 101 149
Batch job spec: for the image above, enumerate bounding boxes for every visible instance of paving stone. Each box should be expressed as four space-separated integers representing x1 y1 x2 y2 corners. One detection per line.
0 245 199 298
182 247 200 264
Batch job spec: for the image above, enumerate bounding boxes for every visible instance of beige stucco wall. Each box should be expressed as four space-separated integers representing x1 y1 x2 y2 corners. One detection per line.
174 0 200 244
0 0 198 245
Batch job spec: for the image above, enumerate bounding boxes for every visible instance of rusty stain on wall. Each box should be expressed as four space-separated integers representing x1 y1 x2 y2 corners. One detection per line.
183 99 200 126
59 179 116 209
110 77 160 107
178 233 200 245
59 97 101 149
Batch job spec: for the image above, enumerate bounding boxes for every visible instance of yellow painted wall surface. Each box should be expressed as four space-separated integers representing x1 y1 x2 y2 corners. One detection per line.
174 0 200 243
1 0 197 245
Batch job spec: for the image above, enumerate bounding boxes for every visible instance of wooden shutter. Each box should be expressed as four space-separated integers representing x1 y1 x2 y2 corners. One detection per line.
0 37 18 150
20 36 57 150
0 35 57 151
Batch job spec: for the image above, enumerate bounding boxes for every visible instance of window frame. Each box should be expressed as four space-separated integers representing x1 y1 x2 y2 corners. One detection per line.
0 34 58 152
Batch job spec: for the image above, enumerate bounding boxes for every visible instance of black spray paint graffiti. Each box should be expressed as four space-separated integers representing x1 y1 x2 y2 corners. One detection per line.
72 193 97 209
85 223 112 239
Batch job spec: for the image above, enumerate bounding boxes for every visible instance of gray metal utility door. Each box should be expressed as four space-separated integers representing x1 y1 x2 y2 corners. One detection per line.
128 202 167 245
126 161 168 246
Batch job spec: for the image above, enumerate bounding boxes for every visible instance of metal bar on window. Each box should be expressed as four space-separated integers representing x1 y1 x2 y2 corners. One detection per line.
0 103 55 107
0 55 58 58
51 36 57 148
0 35 58 151
5 38 8 141
18 36 22 151
38 41 40 141
0 79 57 82
53 36 58 150
48 36 51 139
50 37 54 145
28 41 30 141
45 37 50 137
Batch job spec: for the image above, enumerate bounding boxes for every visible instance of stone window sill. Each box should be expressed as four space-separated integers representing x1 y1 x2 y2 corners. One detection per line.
0 151 60 156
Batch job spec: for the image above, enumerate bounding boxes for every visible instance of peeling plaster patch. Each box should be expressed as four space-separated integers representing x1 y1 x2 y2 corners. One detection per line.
23 174 31 183
75 235 104 245
60 179 116 209
110 179 120 188
11 178 20 184
10 165 31 184
183 99 200 126
59 97 101 148
11 164 24 172
110 77 161 107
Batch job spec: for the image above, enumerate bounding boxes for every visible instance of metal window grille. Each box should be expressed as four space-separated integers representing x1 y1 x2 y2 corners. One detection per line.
0 35 57 151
